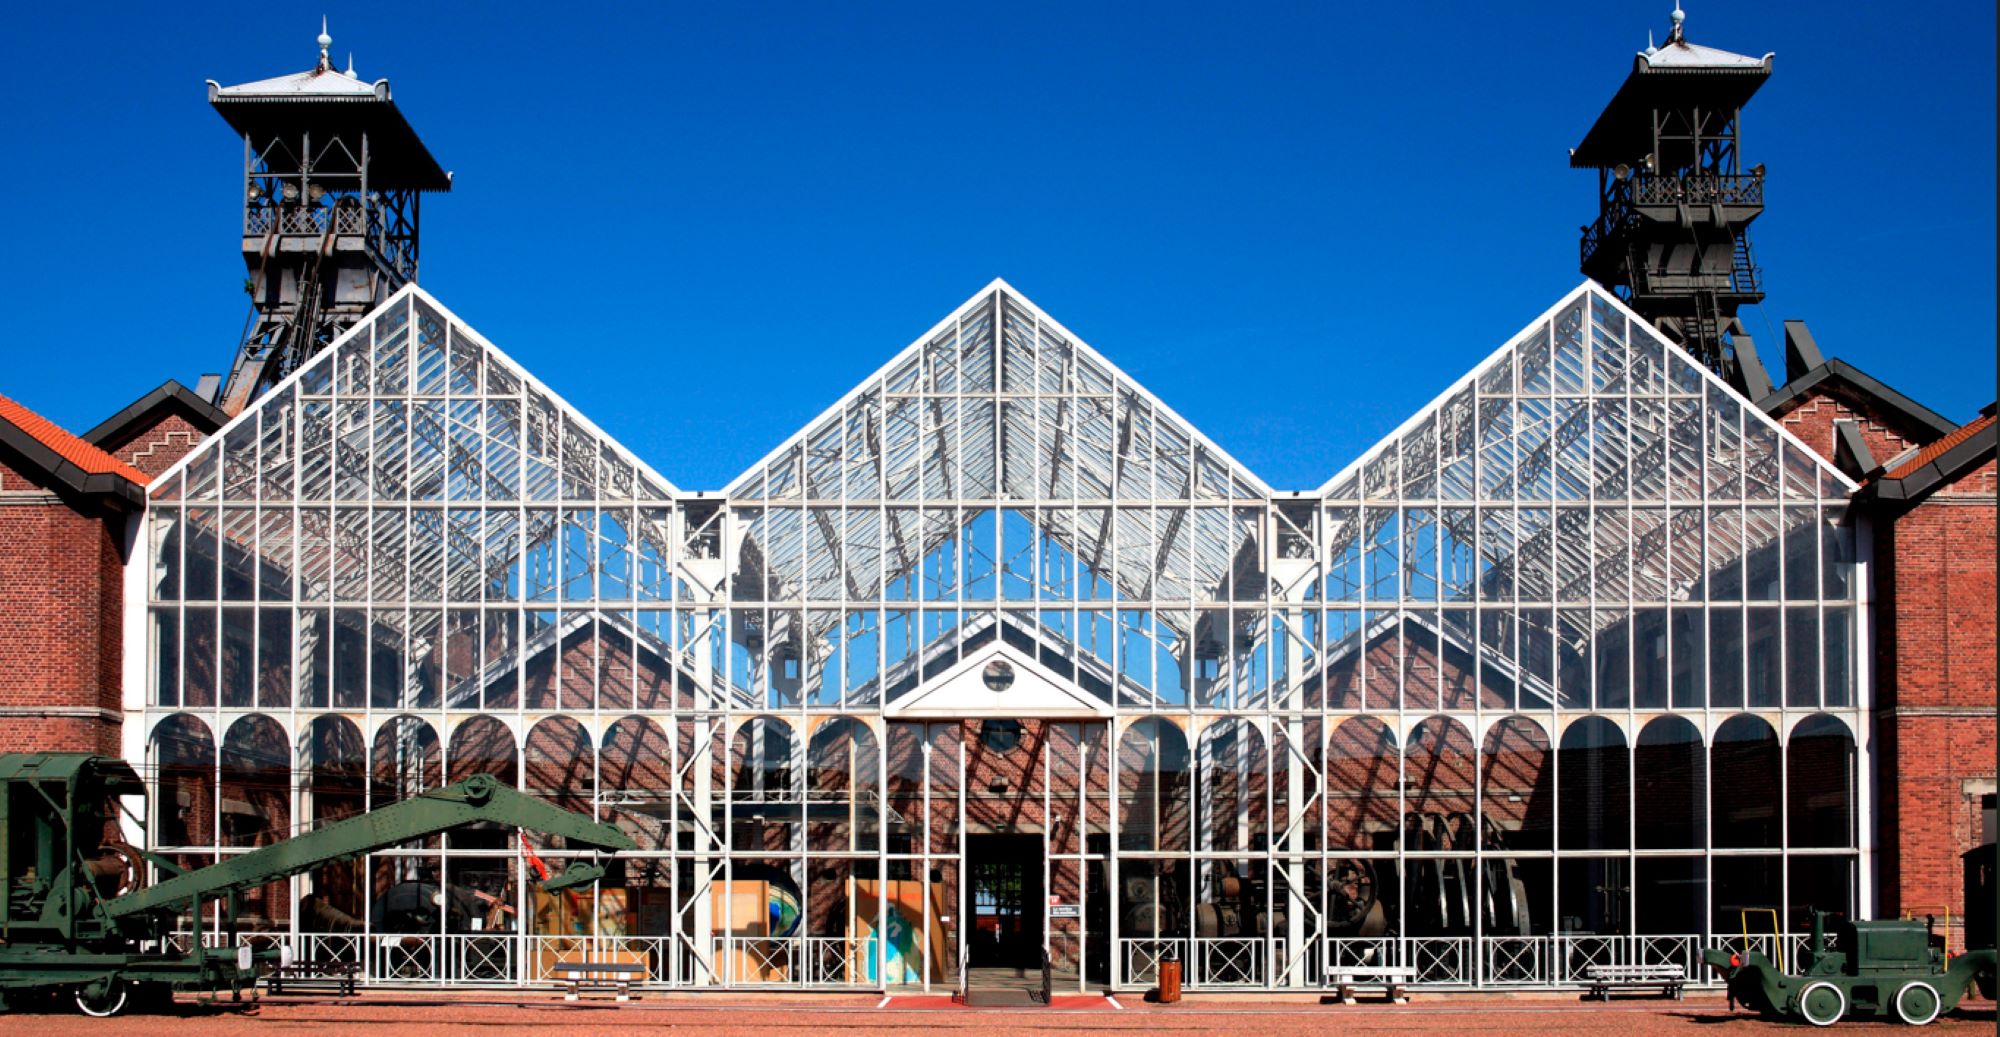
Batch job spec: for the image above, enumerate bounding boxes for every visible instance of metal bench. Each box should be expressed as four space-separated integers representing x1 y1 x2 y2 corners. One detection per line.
1583 963 1685 1001
554 959 645 1002
264 959 361 997
1327 965 1418 1004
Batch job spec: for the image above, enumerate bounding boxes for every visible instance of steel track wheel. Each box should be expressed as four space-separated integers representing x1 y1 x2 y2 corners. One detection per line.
1892 980 1940 1026
1796 980 1846 1027
74 979 129 1018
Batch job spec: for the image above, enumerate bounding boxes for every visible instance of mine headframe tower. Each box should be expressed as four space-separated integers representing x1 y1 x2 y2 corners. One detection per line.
1572 6 1773 392
208 24 451 416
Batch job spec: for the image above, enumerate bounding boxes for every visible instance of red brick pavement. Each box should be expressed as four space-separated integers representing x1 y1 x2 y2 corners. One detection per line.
4 992 1995 1034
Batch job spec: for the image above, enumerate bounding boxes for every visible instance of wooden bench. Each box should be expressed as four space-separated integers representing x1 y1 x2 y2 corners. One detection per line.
553 960 645 1002
1583 963 1685 1001
264 959 361 997
1327 965 1418 1004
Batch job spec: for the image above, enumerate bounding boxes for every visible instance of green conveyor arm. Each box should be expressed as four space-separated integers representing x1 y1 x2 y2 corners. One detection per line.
104 774 634 920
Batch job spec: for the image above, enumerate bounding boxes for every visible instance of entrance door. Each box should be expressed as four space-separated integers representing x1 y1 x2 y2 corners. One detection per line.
966 834 1044 971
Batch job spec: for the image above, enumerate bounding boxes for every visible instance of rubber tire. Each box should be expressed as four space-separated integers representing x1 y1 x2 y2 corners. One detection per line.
75 981 129 1018
1893 980 1941 1026
1797 981 1846 1027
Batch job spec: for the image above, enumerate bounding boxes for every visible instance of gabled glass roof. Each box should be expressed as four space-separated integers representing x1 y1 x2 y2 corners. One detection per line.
137 277 1868 718
147 284 678 613
726 280 1272 611
1318 281 1855 626
726 280 1268 503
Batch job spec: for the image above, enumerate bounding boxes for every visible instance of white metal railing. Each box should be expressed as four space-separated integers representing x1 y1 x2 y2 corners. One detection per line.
297 934 364 968
524 935 672 984
1191 937 1266 986
1481 936 1548 985
1408 936 1475 984
1110 933 1811 991
225 929 1817 991
709 935 869 986
1119 938 1186 983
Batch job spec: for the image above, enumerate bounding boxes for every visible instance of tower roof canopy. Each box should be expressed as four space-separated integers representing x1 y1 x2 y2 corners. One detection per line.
1570 39 1773 169
209 67 451 191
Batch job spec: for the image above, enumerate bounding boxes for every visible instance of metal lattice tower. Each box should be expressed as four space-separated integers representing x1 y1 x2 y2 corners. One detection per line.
209 22 451 416
1572 5 1771 391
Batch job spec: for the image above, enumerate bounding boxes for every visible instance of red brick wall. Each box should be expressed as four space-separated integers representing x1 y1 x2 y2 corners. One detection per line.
1774 388 1928 470
0 716 120 755
0 447 127 755
1875 456 1998 923
104 411 207 479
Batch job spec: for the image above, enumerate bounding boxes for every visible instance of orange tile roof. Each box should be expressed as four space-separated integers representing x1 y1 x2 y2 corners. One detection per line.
1883 412 1996 481
0 391 149 487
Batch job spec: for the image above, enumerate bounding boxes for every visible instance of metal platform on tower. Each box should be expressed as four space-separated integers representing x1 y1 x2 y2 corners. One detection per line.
208 22 451 416
1572 4 1773 394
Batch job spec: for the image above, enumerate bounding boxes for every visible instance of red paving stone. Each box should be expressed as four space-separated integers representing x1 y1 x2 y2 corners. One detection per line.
1 992 1994 1034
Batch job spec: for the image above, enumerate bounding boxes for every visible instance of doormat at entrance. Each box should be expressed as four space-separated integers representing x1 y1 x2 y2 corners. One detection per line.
965 989 1039 1007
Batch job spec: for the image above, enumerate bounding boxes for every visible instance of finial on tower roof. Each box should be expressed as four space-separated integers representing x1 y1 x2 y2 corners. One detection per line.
316 17 333 71
345 52 355 77
1667 1 1686 43
1645 30 1657 56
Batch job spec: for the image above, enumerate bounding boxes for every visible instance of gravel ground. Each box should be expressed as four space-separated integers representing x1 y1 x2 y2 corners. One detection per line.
6 992 1995 1034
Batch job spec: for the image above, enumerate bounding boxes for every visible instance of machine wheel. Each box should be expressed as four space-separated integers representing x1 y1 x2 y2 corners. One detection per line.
74 980 130 1018
1797 981 1846 1027
1893 980 1941 1026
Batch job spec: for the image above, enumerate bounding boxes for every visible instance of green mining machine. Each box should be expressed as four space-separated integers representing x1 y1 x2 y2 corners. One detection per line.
0 752 634 1016
1702 908 1996 1027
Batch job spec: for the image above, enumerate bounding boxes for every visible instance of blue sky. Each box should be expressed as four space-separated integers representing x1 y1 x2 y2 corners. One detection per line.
1 2 1991 491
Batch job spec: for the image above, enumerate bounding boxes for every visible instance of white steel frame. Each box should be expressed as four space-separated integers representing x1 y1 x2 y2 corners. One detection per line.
128 279 1868 992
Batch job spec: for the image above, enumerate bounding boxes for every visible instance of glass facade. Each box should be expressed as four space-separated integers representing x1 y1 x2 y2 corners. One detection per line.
137 280 1864 990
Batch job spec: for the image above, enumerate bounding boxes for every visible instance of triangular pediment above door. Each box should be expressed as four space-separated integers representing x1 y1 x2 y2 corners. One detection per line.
884 641 1110 719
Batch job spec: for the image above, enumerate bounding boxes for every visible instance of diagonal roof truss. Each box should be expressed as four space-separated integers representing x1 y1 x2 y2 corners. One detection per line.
726 281 1271 623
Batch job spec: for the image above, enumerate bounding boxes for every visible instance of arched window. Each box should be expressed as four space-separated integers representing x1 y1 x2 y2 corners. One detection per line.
1117 717 1189 853
1787 715 1854 848
151 714 215 848
731 716 798 852
219 714 289 848
447 716 518 852
371 715 442 804
602 716 673 851
731 716 796 800
601 716 674 935
1711 714 1781 848
448 715 518 785
1404 715 1477 838
371 716 442 848
1197 718 1268 853
806 717 880 853
525 716 596 816
1635 716 1705 850
297 714 365 930
297 715 364 829
1557 716 1628 850
1481 716 1551 852
1325 717 1398 852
